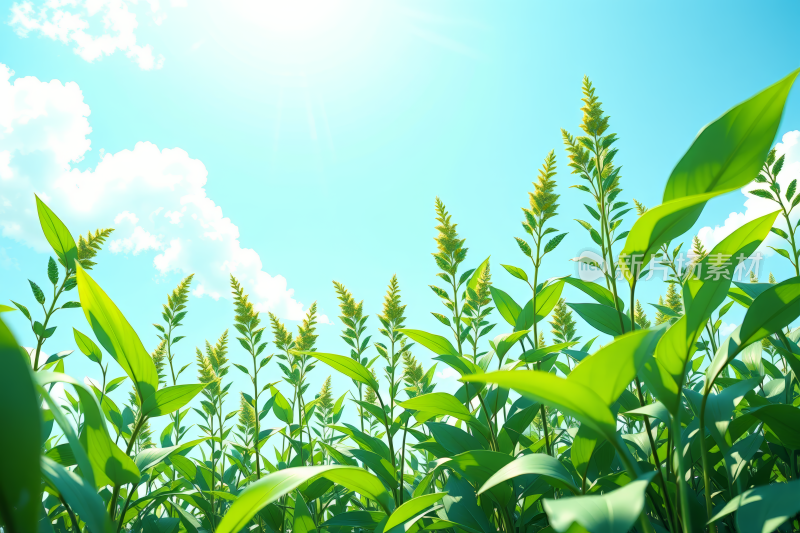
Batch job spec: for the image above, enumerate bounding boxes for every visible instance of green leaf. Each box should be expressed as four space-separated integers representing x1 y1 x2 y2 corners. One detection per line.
40 456 111 533
293 491 316 533
303 352 380 392
321 511 386 529
47 257 58 285
426 422 486 455
0 318 41 533
76 265 159 405
683 210 780 348
709 478 800 533
462 370 617 443
748 405 800 450
495 330 529 359
619 192 717 283
741 276 800 344
562 277 624 309
500 264 528 282
0 304 15 313
134 438 208 472
568 326 666 405
398 393 474 423
216 466 394 533
488 287 522 327
467 257 490 293
36 195 78 270
37 371 140 488
567 303 631 337
348 449 396 489
621 402 670 425
270 387 293 425
439 476 495 533
519 341 579 364
543 472 656 533
385 493 447 532
478 453 580 496
29 279 45 305
73 328 102 363
398 330 459 358
664 69 799 202
141 384 208 418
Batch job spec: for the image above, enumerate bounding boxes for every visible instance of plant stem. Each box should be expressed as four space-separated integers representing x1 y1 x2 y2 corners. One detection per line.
671 413 692 533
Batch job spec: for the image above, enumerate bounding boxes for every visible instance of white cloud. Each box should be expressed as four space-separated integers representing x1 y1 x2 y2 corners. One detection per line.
0 64 326 323
434 367 460 381
718 322 738 339
9 0 175 70
696 130 800 270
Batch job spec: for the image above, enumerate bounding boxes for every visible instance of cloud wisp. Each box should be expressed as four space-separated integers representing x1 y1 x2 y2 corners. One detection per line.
0 63 325 322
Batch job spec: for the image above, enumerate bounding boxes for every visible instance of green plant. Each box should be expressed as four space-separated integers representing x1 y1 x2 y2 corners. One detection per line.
4 69 800 533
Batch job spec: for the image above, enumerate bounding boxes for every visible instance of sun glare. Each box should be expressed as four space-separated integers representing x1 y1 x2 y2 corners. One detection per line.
231 0 348 37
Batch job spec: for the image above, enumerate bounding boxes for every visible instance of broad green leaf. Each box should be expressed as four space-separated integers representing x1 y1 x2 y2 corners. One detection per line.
478 453 580 496
217 465 394 533
664 69 799 202
45 444 77 467
348 449 396 489
217 468 324 533
462 371 617 443
134 437 208 472
321 511 386 529
398 393 474 423
709 478 800 533
0 318 41 533
725 433 763 484
40 456 111 533
293 491 316 533
385 493 447 531
397 330 459 358
543 472 656 533
706 276 800 390
432 354 483 377
562 277 623 310
73 328 102 363
330 424 392 462
303 352 381 392
439 476 495 533
683 210 779 347
567 303 631 337
619 192 717 283
741 276 800 344
494 331 529 359
519 341 578 364
567 326 665 405
488 287 522 327
270 386 293 425
687 377 759 449
141 384 207 418
35 195 78 270
76 265 159 404
38 372 140 487
571 425 601 485
515 281 564 331
427 422 487 455
748 405 800 450
39 386 94 484
500 264 528 282
621 402 670 425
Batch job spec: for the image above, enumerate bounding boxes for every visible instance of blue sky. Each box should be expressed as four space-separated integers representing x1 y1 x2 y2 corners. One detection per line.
2 0 800 432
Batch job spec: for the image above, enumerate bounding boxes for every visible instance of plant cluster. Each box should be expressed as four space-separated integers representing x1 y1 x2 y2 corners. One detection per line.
3 69 800 533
